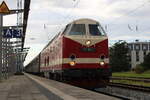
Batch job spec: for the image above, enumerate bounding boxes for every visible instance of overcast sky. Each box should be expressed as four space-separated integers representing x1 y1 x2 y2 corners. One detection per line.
1 0 150 65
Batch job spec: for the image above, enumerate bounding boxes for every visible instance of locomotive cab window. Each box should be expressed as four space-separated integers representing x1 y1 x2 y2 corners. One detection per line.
69 24 85 35
63 24 70 34
89 24 105 36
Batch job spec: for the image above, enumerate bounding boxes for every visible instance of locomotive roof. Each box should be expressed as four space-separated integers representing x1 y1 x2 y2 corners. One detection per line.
68 18 99 25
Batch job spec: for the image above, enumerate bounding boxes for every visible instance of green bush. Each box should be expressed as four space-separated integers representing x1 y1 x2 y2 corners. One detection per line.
134 65 145 74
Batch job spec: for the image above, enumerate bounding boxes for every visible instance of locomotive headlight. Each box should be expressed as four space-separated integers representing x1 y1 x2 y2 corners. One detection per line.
100 61 105 66
85 40 91 46
69 61 76 66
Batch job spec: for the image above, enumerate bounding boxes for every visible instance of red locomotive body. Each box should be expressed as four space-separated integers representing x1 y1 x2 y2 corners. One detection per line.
40 18 111 88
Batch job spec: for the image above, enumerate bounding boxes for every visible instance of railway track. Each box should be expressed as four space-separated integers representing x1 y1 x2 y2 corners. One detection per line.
109 82 150 92
110 76 150 83
94 89 131 100
111 76 150 79
94 82 150 100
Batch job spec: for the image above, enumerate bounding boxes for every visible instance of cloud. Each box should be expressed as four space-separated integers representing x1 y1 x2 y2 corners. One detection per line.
0 0 17 9
3 0 147 64
24 43 45 66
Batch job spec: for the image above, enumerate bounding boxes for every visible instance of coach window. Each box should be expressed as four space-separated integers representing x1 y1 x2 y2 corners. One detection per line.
45 58 46 66
69 24 85 35
47 56 49 66
89 24 105 36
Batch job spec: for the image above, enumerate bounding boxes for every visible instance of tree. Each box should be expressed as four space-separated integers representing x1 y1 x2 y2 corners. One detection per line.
109 40 130 72
142 52 150 70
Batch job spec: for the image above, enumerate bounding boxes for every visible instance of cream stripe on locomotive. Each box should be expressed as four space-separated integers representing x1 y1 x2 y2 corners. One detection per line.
41 58 109 67
65 35 108 47
63 58 109 64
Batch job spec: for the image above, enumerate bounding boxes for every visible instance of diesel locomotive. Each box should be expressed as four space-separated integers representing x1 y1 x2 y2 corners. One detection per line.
25 18 111 88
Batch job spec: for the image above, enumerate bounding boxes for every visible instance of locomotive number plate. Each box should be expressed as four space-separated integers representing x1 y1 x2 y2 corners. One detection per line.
81 48 96 52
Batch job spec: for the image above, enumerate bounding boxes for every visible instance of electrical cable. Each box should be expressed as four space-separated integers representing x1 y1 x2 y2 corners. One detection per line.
107 0 150 32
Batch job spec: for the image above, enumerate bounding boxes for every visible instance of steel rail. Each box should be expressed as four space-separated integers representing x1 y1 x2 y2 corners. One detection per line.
109 82 150 93
94 89 131 100
110 77 150 83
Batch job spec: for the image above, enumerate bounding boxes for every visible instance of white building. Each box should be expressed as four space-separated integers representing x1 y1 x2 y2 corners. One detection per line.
127 41 150 68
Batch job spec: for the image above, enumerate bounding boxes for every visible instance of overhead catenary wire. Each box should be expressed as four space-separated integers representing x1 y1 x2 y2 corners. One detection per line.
110 0 150 24
104 0 150 44
44 0 150 37
61 0 80 24
45 0 80 26
106 0 150 32
44 0 80 35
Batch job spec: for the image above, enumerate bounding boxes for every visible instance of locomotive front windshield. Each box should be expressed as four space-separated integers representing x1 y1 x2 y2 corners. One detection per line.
89 24 105 36
69 24 86 35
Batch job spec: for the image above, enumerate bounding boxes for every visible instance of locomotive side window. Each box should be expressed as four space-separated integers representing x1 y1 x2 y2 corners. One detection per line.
69 24 85 35
44 58 46 66
89 24 105 36
47 56 49 66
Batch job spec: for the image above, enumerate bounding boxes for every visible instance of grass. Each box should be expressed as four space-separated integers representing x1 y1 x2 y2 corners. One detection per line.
112 70 150 78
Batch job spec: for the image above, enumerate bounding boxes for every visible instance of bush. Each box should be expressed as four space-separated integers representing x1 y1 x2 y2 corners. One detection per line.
134 65 145 74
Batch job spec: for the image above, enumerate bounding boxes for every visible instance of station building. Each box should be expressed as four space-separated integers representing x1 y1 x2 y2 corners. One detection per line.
127 40 150 68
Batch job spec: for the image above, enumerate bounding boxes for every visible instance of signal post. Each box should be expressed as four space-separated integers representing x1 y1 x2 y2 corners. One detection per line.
0 1 24 80
0 14 2 80
0 1 10 80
